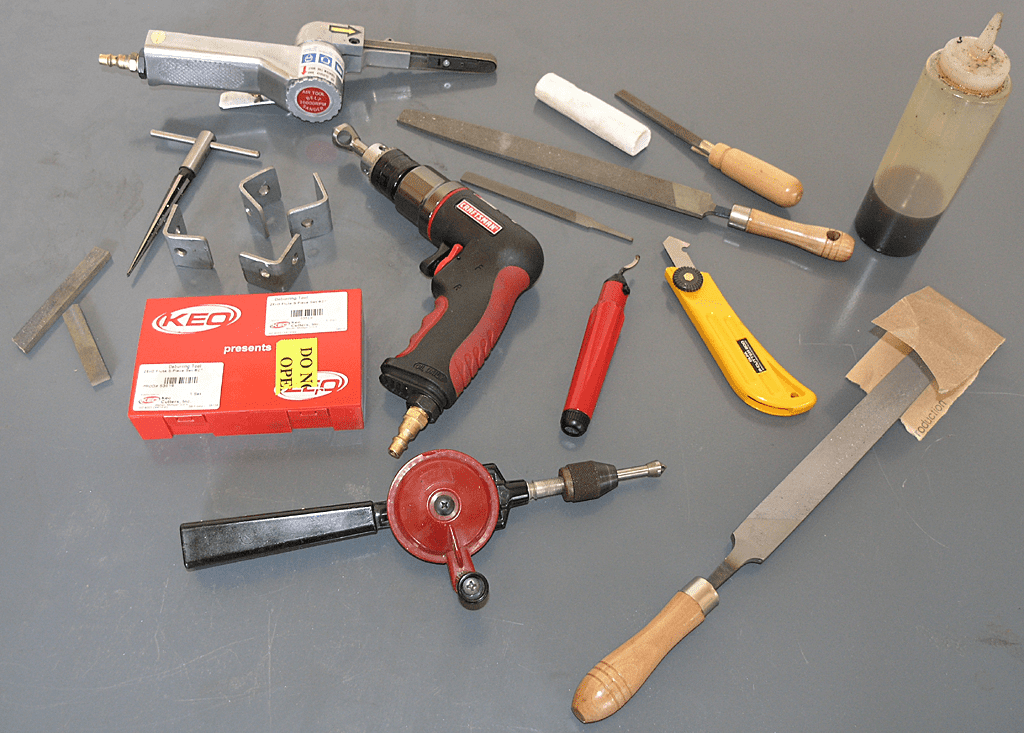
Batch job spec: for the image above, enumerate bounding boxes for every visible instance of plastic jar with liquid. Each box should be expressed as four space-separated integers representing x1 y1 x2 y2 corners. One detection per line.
855 13 1011 256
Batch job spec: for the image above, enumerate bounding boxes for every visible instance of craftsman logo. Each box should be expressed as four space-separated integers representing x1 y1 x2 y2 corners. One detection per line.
737 338 767 373
456 199 503 235
278 371 349 401
152 305 242 335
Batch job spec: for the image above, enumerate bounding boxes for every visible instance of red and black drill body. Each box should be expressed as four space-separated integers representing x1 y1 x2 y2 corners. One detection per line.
334 125 543 455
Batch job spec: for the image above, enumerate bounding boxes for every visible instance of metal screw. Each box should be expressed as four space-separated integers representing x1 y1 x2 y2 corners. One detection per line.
459 574 487 603
433 494 456 516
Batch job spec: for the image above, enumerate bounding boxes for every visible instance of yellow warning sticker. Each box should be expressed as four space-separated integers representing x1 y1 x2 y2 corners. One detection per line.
329 25 358 36
276 338 318 395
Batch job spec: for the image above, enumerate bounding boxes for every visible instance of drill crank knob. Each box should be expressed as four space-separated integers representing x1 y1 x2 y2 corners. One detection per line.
387 450 500 605
457 572 489 605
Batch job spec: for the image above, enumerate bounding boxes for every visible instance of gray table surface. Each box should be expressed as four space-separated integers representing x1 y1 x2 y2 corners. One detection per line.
3 3 1022 731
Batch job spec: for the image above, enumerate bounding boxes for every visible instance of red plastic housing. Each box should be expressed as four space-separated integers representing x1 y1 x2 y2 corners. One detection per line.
129 290 363 439
562 279 629 429
386 449 500 592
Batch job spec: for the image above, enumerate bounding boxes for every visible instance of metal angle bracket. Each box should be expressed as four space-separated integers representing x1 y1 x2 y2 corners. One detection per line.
162 204 214 269
287 172 333 240
240 167 283 238
240 167 333 240
239 233 306 292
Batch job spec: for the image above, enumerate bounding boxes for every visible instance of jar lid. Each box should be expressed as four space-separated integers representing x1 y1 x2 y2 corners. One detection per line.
937 13 1011 95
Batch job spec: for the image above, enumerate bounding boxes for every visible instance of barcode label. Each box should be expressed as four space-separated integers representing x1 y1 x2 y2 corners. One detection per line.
132 363 223 411
266 292 348 336
163 376 200 386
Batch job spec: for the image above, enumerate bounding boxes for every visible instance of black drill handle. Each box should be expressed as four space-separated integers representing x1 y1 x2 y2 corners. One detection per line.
180 501 386 570
381 188 543 417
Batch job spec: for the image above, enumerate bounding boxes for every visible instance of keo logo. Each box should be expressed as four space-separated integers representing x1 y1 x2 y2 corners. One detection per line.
277 371 349 401
152 305 243 335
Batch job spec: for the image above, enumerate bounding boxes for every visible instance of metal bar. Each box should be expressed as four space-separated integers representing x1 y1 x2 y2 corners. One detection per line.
461 172 632 241
397 110 717 218
149 129 261 158
707 355 934 588
363 39 496 73
62 304 110 386
615 90 704 149
13 247 111 353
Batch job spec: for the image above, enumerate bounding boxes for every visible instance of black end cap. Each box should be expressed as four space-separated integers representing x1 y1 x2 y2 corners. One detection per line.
561 409 591 437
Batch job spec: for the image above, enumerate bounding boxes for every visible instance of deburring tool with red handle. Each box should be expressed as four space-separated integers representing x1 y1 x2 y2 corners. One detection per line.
561 256 639 436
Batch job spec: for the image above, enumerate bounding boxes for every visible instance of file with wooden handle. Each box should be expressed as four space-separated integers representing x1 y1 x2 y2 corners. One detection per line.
397 110 853 261
615 90 803 208
572 355 934 722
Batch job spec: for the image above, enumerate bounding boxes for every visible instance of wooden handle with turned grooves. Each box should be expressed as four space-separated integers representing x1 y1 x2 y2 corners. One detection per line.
742 208 855 261
707 143 803 208
572 590 709 723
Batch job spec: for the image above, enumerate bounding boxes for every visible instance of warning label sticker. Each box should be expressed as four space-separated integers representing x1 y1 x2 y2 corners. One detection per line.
276 338 318 395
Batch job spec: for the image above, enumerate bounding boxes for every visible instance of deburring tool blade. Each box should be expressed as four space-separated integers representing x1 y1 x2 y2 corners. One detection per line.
397 110 853 261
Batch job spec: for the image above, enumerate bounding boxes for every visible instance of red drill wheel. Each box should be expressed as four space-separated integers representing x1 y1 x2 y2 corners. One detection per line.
387 449 500 602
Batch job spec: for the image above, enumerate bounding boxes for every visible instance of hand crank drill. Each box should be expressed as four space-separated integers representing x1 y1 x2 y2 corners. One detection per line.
180 450 665 606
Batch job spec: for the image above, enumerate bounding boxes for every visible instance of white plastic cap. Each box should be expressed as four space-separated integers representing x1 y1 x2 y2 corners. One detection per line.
937 12 1011 95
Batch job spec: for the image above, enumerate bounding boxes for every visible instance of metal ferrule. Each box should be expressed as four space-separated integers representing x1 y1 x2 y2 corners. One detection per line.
392 169 460 235
728 205 752 231
615 461 665 481
359 143 389 176
682 577 720 616
180 130 216 173
526 477 565 501
692 140 714 158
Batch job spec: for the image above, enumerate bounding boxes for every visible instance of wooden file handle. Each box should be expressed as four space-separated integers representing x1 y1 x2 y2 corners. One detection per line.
572 580 718 723
707 143 803 208
732 206 854 261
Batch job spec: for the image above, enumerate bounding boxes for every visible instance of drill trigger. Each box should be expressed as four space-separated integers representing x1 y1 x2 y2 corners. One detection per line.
420 243 459 276
433 244 464 275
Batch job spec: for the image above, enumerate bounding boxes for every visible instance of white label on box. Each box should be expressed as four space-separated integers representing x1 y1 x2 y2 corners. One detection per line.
132 363 224 411
265 292 348 336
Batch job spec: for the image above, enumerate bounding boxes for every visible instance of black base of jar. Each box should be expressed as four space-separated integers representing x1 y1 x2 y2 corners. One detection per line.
854 182 942 257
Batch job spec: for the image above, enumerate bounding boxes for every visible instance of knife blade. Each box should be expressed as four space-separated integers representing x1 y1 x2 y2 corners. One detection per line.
615 90 804 208
397 110 851 261
572 354 933 723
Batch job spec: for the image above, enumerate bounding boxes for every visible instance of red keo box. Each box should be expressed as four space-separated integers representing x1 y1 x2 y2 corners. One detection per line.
129 290 363 439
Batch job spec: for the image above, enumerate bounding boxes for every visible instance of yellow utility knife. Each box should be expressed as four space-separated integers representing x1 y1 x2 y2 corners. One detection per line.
663 236 815 416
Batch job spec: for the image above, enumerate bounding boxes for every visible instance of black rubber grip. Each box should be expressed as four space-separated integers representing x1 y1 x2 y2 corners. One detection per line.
180 501 384 570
